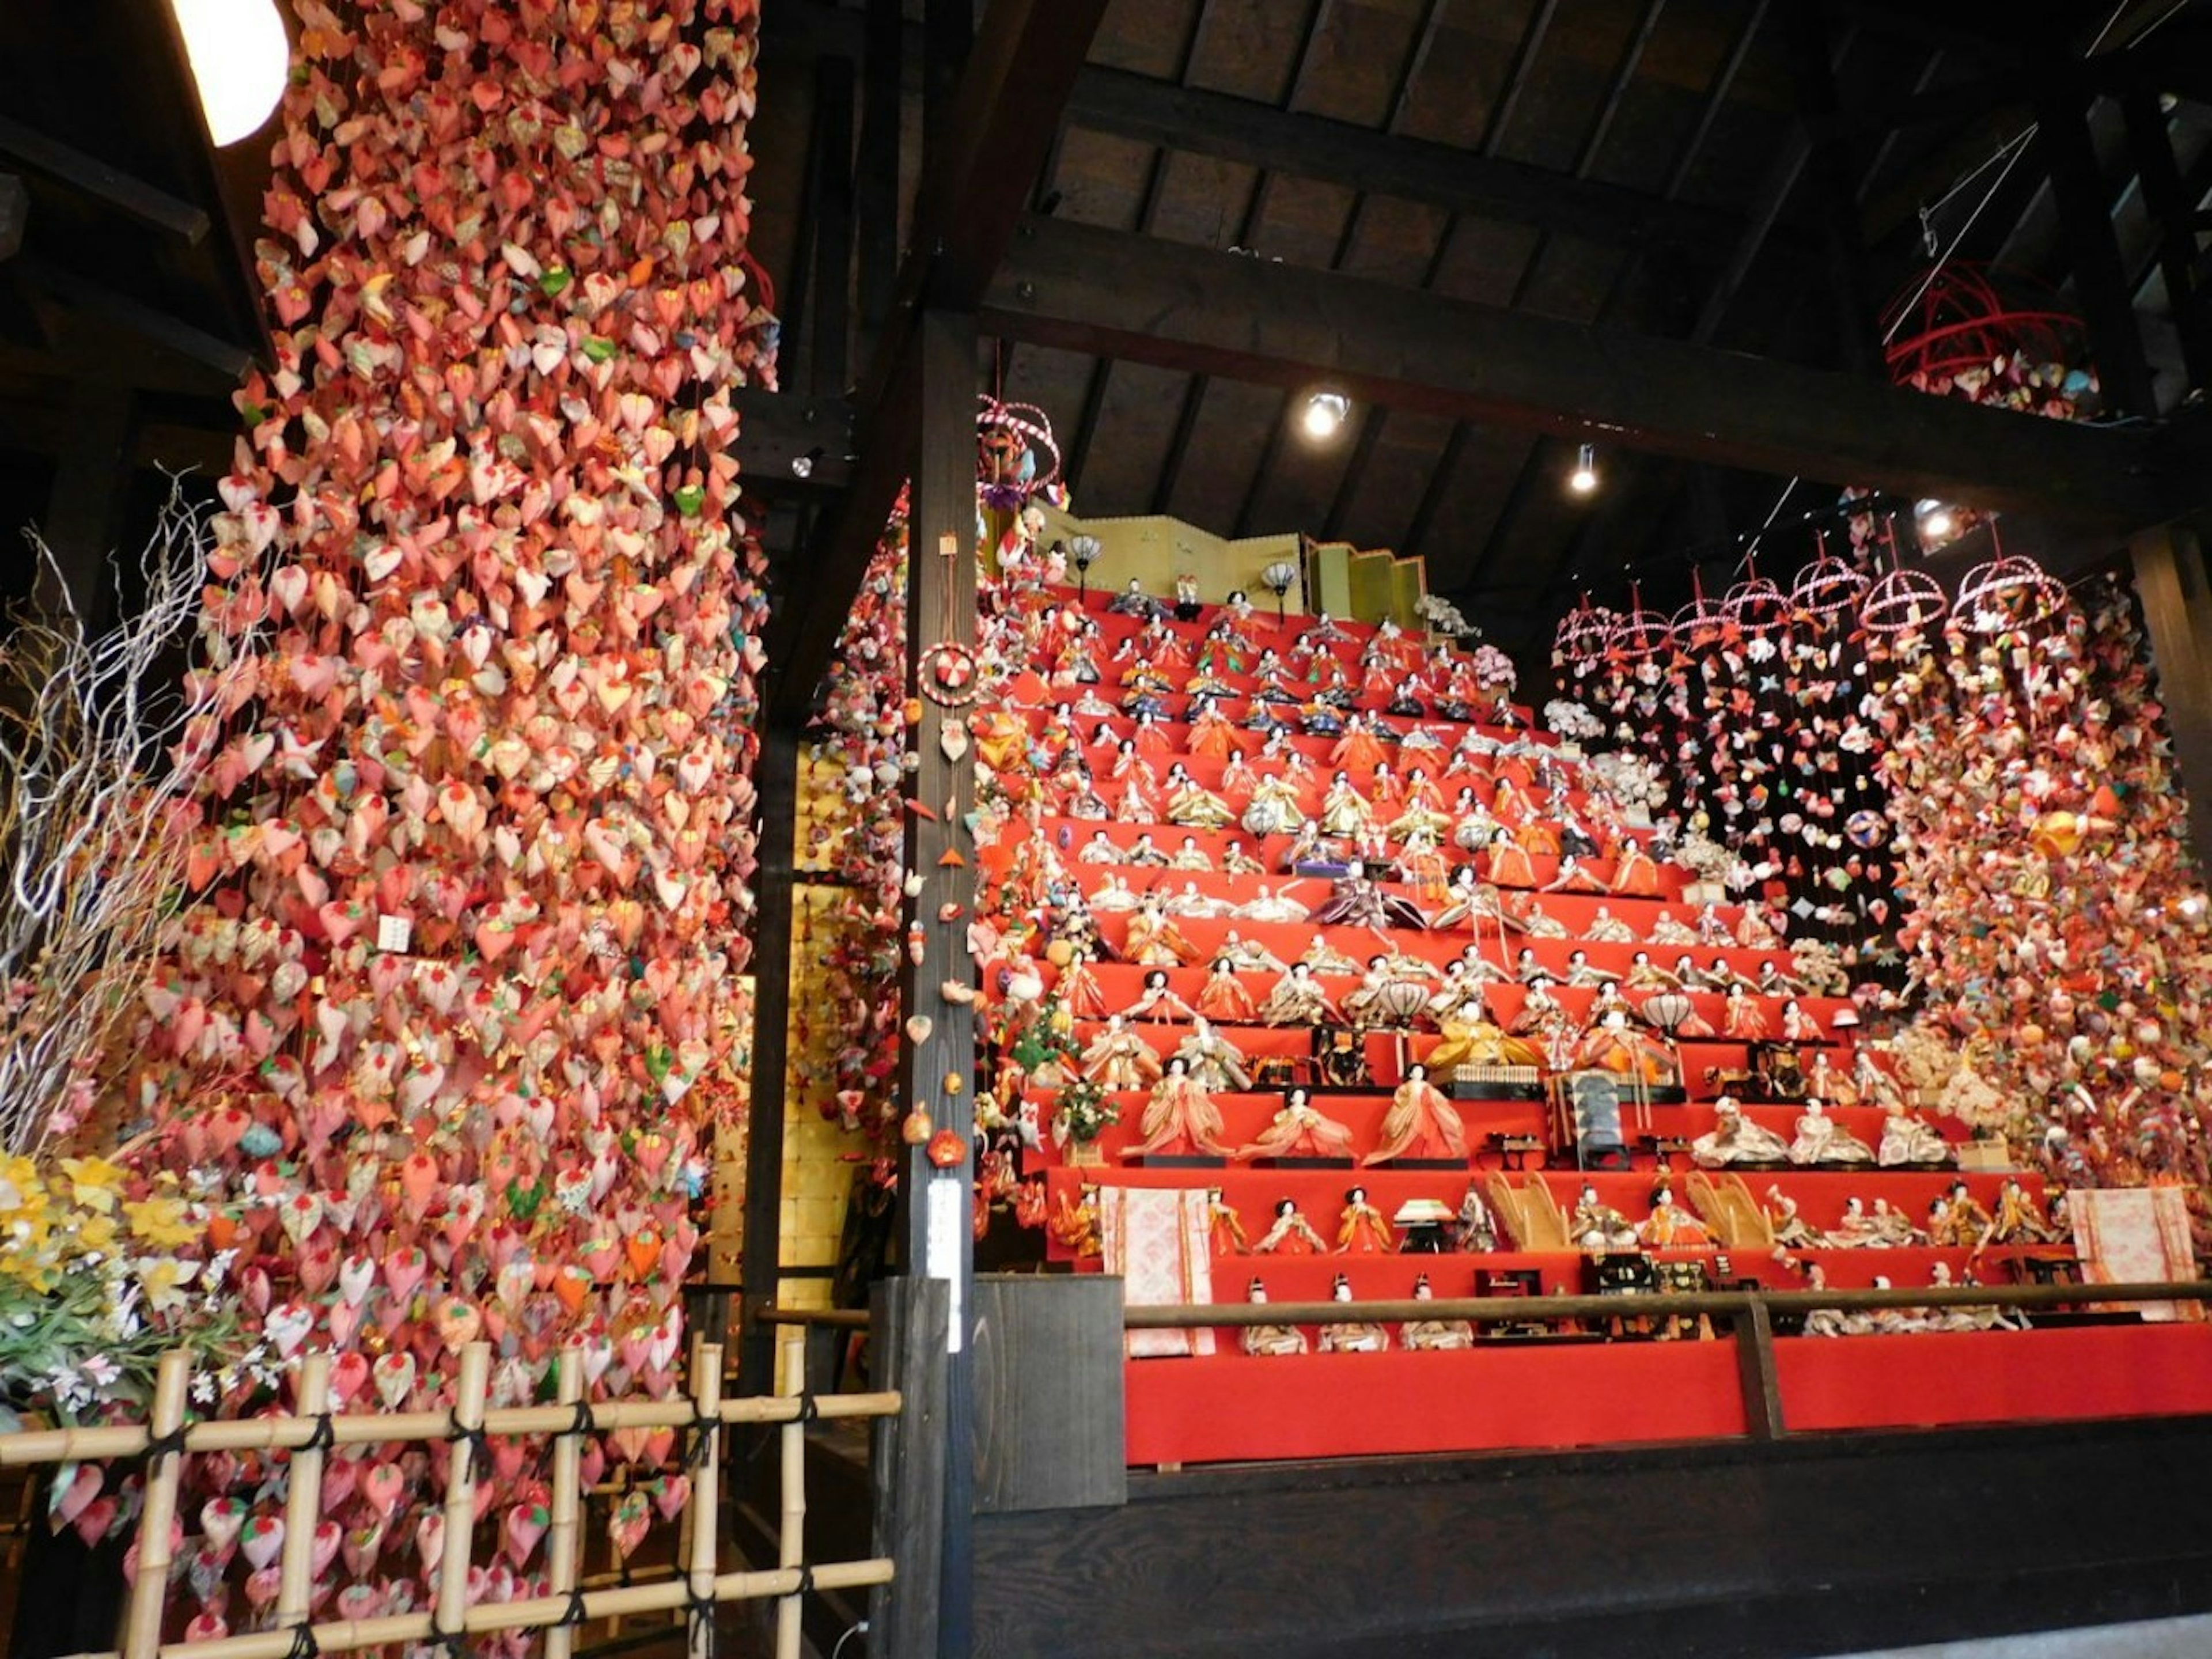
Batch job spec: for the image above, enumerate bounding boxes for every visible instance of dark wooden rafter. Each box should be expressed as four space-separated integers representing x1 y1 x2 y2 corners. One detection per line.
854 0 903 355
734 725 801 1395
0 113 209 244
1149 0 1329 521
2121 90 2212 390
2032 69 2160 415
1399 0 1558 571
1457 1 1669 582
1060 0 1216 497
979 215 2191 525
1787 3 1883 374
761 0 1111 728
1268 0 1447 544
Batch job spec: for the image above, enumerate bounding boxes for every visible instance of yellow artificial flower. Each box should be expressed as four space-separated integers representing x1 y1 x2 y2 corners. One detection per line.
138 1257 199 1314
57 1157 126 1214
123 1196 200 1251
0 1153 44 1219
73 1211 119 1255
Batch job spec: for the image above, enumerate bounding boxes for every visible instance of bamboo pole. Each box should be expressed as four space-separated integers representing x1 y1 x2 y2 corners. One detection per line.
274 1353 332 1630
688 1343 724 1659
544 1348 585 1659
52 1559 902 1659
775 1334 806 1659
433 1344 491 1649
121 1349 191 1659
0 1392 904 1468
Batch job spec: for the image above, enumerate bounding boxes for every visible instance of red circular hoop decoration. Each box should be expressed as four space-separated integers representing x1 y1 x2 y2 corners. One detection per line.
1552 599 1620 675
1789 553 1869 623
1608 586 1672 662
1881 263 2088 391
1722 573 1788 639
1670 573 1725 649
1955 555 2068 635
918 642 983 706
1859 567 1950 638
976 397 1062 500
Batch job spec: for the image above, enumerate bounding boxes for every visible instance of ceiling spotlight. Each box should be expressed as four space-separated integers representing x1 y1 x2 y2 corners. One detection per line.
1301 390 1351 441
1915 498 1957 544
171 0 290 147
1569 442 1599 495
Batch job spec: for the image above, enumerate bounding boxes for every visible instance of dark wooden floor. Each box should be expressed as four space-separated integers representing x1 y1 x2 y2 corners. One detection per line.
964 1416 2212 1659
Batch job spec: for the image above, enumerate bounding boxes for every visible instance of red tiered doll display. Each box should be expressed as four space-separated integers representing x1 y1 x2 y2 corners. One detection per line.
971 581 2212 1465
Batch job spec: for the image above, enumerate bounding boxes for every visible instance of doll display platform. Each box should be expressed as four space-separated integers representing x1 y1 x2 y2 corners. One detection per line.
987 588 2203 1467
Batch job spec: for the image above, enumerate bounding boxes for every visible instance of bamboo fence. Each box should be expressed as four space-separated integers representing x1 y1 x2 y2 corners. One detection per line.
0 1339 900 1659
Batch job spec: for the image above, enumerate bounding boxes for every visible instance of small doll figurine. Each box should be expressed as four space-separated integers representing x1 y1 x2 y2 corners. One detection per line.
1567 1183 1639 1253
1401 1273 1477 1351
1236 1087 1358 1162
1240 1277 1309 1355
1207 1187 1249 1254
1336 1185 1395 1253
1121 968 1198 1023
1252 1197 1330 1254
1364 1063 1468 1165
1195 957 1259 1023
1123 1055 1233 1160
1454 1183 1499 1252
1317 1274 1391 1353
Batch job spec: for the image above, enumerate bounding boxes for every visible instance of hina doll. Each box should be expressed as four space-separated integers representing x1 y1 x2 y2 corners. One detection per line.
1221 839 1267 876
1240 775 1306 838
1121 969 1198 1023
1364 1062 1468 1165
1236 1088 1358 1161
1317 1276 1391 1353
1317 772 1373 839
1195 957 1259 1024
1122 895 1196 967
1401 1275 1476 1351
1638 1182 1714 1249
1567 1184 1639 1252
1310 862 1427 930
1298 934 1363 976
1877 1103 1953 1166
1165 766 1238 830
1778 999 1823 1044
1608 837 1661 896
1252 1200 1331 1255
1188 700 1241 761
1570 1010 1678 1089
1259 962 1338 1026
1080 1016 1164 1090
1449 793 1499 856
1690 1098 1791 1167
1330 714 1387 774
1987 1177 2057 1244
1585 906 1640 944
1173 1017 1252 1092
1238 884 1312 924
1123 1056 1233 1158
1169 835 1214 872
1055 948 1108 1021
1934 1180 1994 1245
1486 831 1537 888
1425 1010 1544 1073
1786 1099 1876 1165
1209 1190 1250 1254
1336 1187 1395 1252
1721 984 1769 1041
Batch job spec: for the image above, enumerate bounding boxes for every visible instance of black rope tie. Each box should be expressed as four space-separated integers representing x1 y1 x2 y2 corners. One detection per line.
790 1566 816 1600
560 1590 591 1629
299 1412 336 1455
683 1401 719 1471
566 1400 599 1438
285 1622 320 1659
448 1418 491 1467
796 1393 820 1425
143 1424 189 1465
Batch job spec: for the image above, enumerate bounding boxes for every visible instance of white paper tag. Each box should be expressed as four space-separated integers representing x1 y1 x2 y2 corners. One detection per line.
376 914 412 953
925 1176 964 1354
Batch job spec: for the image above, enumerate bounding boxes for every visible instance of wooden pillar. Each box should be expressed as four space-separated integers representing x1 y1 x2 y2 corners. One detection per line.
812 56 857 399
33 377 134 629
895 306 979 1659
2033 82 2158 417
2120 90 2212 396
855 0 902 359
869 1275 949 1659
1786 3 1881 376
738 722 803 1394
2130 522 2212 874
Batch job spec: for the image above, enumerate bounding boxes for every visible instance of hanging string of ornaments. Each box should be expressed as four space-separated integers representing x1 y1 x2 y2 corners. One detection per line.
16 1 779 1637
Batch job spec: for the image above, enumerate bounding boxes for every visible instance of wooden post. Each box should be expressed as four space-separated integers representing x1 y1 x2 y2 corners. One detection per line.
2130 522 2212 874
274 1353 332 1630
1733 1295 1785 1441
774 1336 807 1659
690 1342 725 1659
120 1349 190 1659
545 1348 585 1659
2033 78 2158 418
870 1276 948 1659
2120 90 2212 396
738 722 801 1395
898 305 980 1659
435 1344 491 1646
33 376 135 629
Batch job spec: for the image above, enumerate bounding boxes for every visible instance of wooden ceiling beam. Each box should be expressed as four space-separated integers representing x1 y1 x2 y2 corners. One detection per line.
0 114 209 244
1063 63 1757 252
982 215 2189 525
760 0 1108 728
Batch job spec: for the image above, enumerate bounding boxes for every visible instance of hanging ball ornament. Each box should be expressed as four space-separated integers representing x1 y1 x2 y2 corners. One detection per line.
1956 555 2069 637
1723 571 1789 640
1607 586 1672 663
1789 553 1870 624
1552 597 1620 679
